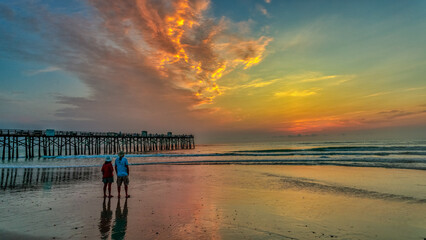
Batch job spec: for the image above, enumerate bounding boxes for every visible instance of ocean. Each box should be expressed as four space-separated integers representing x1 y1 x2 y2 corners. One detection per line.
1 139 426 170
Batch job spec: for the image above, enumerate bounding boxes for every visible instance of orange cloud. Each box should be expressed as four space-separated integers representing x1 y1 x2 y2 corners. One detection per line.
90 0 272 106
0 0 273 134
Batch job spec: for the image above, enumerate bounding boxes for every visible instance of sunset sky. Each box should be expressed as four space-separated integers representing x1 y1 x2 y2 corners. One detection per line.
1 0 425 142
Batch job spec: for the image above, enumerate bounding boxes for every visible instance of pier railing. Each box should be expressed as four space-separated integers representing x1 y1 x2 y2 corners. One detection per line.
0 129 195 159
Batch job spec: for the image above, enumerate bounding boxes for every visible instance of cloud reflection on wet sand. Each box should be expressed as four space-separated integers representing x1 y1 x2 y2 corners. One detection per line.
0 165 425 239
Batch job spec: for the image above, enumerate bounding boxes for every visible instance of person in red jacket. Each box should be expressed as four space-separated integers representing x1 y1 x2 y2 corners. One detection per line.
101 156 114 198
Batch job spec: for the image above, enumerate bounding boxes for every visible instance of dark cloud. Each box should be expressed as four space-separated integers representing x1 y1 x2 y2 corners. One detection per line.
378 109 426 119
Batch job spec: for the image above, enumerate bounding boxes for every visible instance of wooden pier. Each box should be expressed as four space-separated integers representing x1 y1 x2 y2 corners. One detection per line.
0 129 195 159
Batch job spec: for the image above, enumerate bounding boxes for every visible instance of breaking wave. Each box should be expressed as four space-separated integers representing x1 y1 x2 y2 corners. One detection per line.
1 157 425 170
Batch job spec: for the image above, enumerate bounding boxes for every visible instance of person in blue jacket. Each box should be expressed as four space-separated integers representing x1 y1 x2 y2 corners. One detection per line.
115 151 130 198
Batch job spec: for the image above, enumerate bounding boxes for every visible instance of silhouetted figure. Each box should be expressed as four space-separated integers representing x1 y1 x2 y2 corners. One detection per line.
112 198 128 240
115 151 130 198
101 156 114 198
98 197 113 239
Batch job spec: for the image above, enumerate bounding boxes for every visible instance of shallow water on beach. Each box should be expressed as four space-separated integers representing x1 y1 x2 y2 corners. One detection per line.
0 164 425 240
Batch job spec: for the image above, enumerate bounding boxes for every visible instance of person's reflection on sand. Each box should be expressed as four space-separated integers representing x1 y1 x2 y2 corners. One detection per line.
98 197 113 239
111 198 128 240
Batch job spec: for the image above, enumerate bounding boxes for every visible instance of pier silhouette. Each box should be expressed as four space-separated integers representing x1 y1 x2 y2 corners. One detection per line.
0 129 195 159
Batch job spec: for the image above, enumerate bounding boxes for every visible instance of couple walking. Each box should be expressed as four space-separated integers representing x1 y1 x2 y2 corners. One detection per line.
101 151 130 198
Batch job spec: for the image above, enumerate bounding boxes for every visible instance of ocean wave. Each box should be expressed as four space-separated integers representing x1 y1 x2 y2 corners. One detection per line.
43 151 426 160
234 146 426 153
1 158 425 170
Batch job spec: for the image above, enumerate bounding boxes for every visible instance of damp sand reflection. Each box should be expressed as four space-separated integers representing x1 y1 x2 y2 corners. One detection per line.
98 197 128 240
0 167 98 191
0 165 424 240
99 197 113 239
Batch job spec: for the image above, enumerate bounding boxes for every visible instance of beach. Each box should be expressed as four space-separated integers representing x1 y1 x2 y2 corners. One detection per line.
1 163 425 240
2 0 426 239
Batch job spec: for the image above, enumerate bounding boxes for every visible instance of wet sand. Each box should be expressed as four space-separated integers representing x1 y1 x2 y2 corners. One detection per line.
0 165 425 239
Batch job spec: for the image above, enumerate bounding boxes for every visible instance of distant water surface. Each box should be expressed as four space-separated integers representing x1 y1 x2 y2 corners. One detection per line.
1 140 425 170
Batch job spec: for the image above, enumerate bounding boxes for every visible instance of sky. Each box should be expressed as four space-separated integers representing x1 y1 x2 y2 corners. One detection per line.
0 0 425 143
